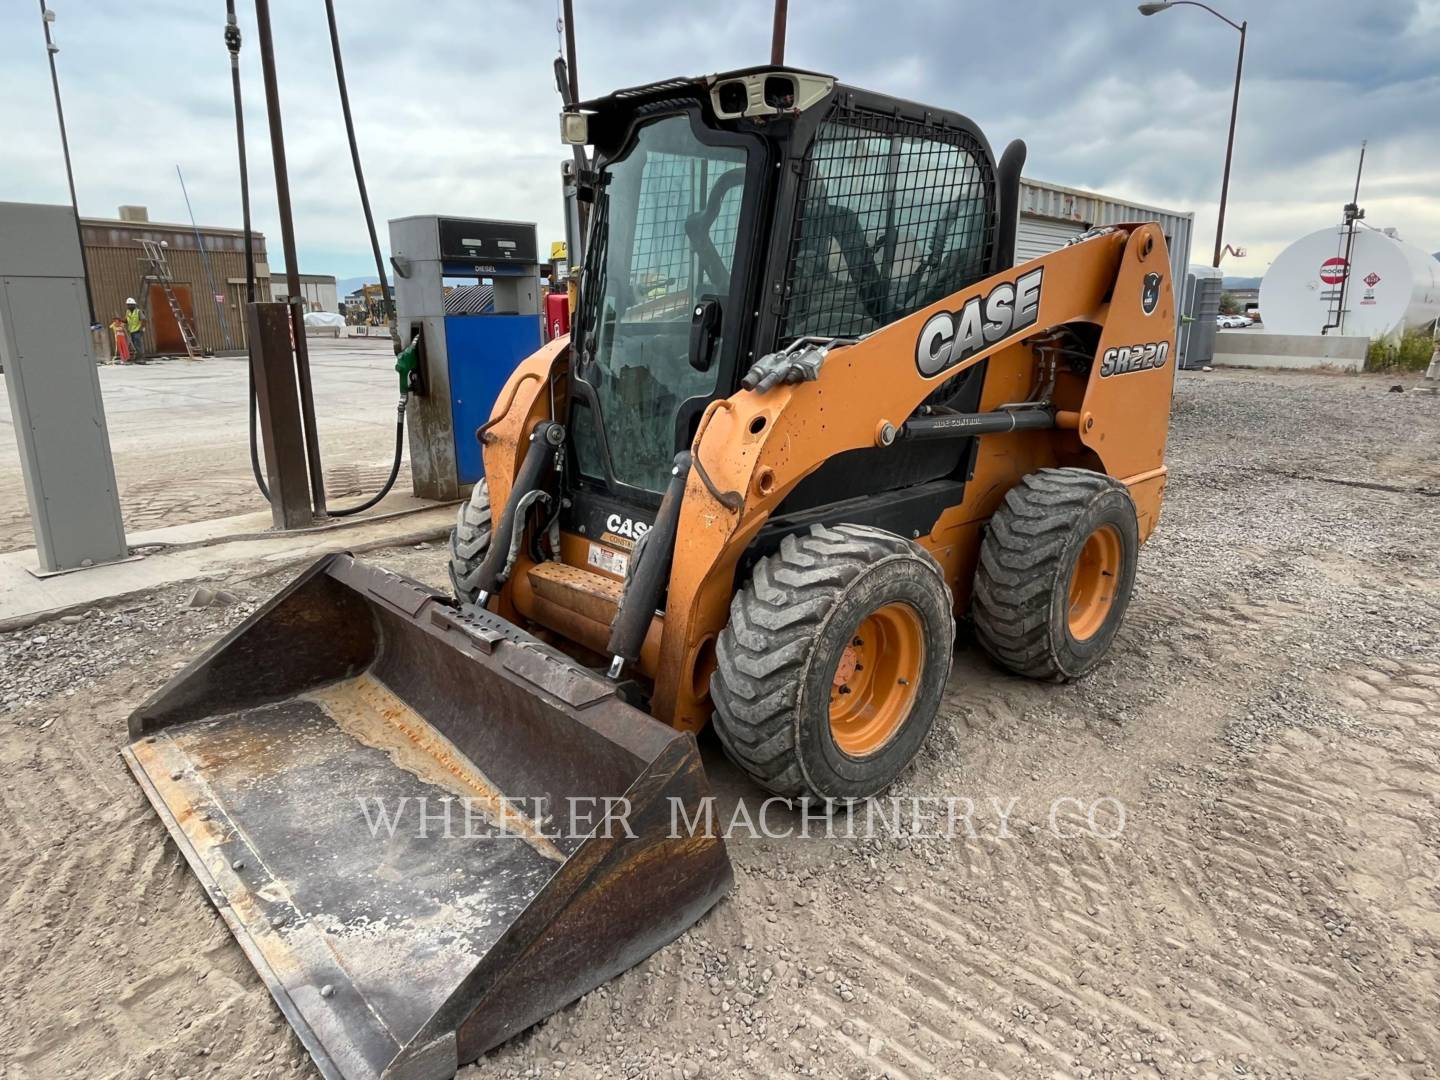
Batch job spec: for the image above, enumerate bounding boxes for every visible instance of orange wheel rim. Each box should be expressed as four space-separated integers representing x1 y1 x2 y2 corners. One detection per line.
829 602 924 757
1067 524 1122 640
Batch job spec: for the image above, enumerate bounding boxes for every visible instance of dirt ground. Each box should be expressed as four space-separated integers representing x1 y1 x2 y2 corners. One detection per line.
2 367 1439 1080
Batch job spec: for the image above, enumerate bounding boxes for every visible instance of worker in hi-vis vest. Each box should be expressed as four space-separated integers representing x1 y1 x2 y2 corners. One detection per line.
124 297 145 361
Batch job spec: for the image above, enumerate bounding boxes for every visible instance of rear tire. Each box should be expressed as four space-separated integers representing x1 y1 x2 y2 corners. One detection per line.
711 524 955 800
448 479 492 604
972 468 1138 681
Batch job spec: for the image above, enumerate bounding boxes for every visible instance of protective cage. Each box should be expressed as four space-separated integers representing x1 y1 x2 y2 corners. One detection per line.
122 554 731 1080
777 103 999 343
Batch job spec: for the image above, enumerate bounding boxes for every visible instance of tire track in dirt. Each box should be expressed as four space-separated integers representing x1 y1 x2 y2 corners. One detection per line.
0 675 310 1080
614 636 1440 1080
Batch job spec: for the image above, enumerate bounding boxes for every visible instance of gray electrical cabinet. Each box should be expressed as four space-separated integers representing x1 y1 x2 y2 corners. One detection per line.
0 202 127 572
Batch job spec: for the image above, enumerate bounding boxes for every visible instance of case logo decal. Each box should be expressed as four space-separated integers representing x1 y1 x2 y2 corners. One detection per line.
605 513 650 542
915 268 1044 377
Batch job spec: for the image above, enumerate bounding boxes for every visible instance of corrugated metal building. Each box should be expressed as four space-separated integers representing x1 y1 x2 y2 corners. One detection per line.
269 273 340 314
80 205 270 355
1016 178 1194 296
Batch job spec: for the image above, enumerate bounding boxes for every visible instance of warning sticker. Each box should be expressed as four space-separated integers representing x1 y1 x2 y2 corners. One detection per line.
587 543 629 578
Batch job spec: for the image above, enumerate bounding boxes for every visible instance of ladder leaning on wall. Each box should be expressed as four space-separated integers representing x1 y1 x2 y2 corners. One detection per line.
136 239 202 360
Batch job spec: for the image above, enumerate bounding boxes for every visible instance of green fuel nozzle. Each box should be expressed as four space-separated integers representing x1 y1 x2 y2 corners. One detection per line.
395 336 420 394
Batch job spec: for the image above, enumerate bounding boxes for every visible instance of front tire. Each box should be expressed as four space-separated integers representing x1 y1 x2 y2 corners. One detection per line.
448 479 492 604
711 524 955 800
972 468 1138 681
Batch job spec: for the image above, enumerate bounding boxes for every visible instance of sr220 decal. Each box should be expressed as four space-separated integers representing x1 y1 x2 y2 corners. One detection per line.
1100 340 1169 377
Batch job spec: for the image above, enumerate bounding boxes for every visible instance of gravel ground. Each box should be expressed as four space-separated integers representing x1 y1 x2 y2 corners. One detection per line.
2 367 1439 1080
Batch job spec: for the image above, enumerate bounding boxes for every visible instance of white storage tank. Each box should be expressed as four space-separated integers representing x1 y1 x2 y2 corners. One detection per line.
1259 224 1440 338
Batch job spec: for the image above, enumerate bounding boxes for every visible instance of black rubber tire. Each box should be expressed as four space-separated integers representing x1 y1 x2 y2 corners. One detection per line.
448 479 492 603
710 523 955 800
972 468 1139 682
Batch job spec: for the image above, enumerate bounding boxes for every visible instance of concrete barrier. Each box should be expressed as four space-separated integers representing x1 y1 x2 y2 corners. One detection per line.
1213 330 1368 372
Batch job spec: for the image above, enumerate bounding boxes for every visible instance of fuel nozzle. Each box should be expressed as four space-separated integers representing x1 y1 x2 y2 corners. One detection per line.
395 335 420 394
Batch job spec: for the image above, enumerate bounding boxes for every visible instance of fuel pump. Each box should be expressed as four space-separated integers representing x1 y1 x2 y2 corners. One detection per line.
390 215 543 500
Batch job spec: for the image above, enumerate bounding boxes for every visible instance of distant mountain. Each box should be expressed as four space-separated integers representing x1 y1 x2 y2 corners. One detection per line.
1223 277 1262 289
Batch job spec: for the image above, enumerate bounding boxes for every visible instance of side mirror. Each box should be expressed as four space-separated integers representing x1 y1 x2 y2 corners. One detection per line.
689 296 722 373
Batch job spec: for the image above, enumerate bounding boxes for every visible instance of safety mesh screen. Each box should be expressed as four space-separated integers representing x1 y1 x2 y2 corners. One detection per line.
628 152 744 321
778 107 996 342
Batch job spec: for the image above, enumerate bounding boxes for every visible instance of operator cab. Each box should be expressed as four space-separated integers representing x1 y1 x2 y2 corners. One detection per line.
560 66 1024 552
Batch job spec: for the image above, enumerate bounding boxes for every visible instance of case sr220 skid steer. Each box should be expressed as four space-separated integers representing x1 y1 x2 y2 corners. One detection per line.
124 66 1175 1080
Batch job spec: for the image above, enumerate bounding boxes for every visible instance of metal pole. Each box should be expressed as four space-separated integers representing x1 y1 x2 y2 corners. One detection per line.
1334 142 1366 336
247 303 316 529
560 0 588 260
38 1 97 326
226 0 256 305
253 0 327 516
562 0 579 102
177 164 234 351
1211 19 1245 267
771 0 788 65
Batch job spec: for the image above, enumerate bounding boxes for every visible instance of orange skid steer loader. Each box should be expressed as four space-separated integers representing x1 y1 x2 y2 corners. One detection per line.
124 66 1175 1080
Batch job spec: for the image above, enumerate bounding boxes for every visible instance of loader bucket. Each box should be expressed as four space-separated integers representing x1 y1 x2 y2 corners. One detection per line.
122 554 732 1080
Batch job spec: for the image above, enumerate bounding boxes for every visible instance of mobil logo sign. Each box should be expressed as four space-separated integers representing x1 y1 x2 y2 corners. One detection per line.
1319 257 1348 285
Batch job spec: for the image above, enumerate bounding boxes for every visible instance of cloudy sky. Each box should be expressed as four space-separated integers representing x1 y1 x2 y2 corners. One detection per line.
4 1 1438 282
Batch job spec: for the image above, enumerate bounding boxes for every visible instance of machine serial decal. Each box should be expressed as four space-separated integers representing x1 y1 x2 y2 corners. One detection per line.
1100 341 1169 377
915 268 1044 377
1141 272 1162 316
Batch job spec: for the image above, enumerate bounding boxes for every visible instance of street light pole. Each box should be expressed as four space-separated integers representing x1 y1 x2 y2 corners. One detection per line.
1212 19 1246 268
37 1 97 326
1138 1 1246 267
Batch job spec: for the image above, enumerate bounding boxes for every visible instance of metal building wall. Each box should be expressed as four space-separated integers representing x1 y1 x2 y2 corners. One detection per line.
1015 178 1194 294
81 218 270 353
270 274 339 313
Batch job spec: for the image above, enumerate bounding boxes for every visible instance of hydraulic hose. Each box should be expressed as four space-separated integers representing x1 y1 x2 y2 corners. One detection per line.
324 0 400 358
226 0 271 502
230 1 410 517
320 0 406 517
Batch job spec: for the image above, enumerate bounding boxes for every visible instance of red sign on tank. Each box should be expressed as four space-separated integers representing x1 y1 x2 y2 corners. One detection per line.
1319 257 1348 285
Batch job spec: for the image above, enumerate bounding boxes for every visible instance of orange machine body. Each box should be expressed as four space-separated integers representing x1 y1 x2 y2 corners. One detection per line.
481 223 1175 734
